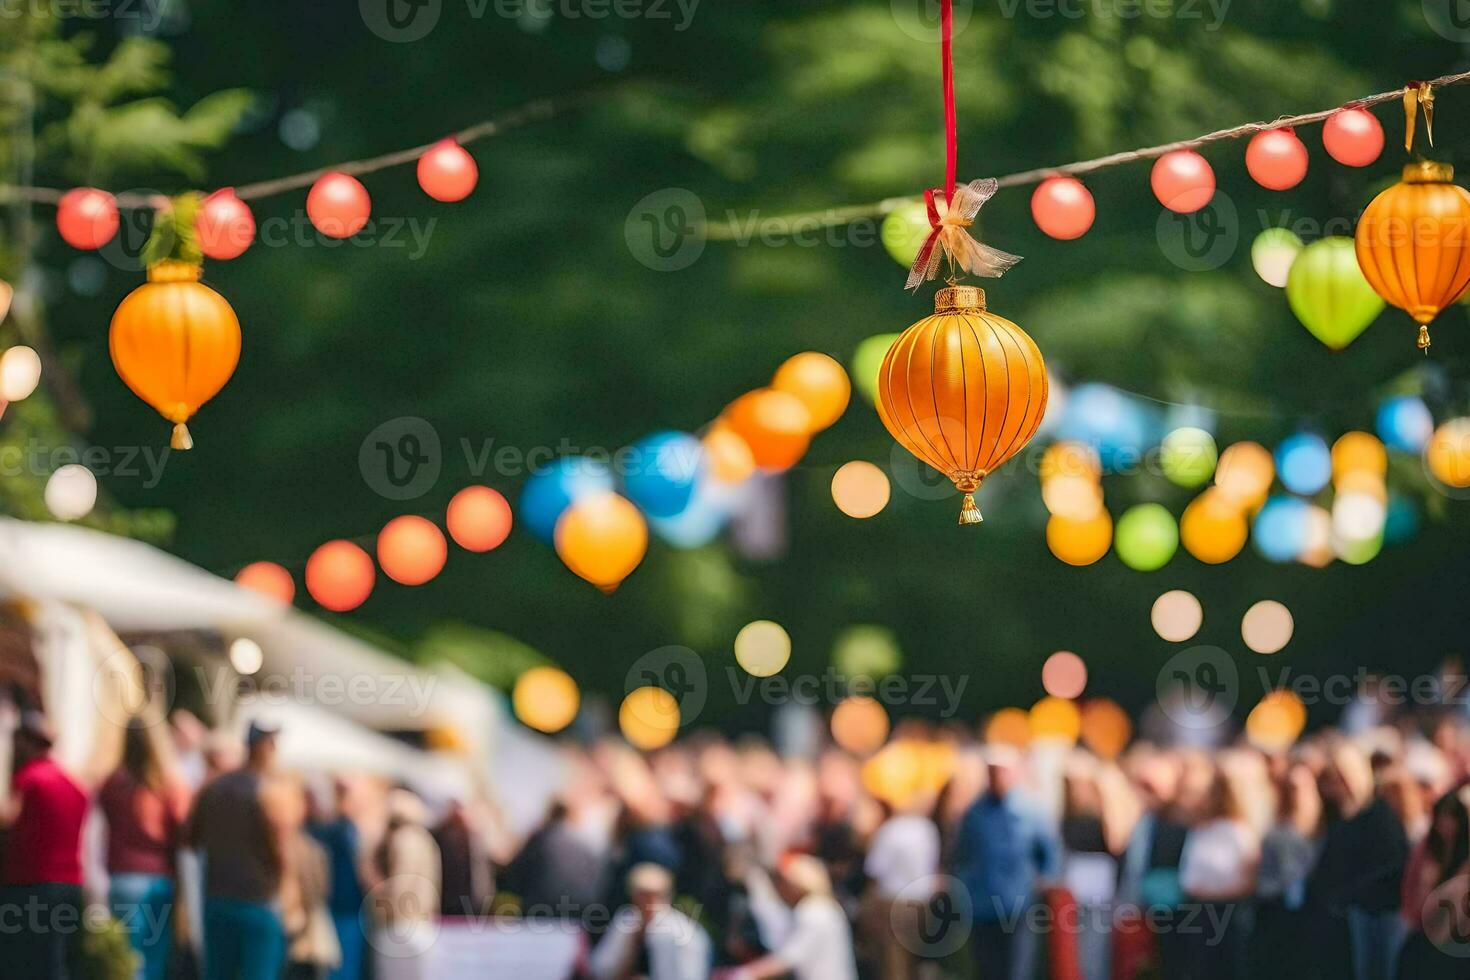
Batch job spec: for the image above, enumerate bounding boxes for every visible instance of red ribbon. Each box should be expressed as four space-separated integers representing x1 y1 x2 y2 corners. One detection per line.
911 0 958 282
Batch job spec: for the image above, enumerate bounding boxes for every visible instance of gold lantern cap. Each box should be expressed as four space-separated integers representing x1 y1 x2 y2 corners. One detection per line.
1403 160 1454 184
935 284 986 313
146 259 203 283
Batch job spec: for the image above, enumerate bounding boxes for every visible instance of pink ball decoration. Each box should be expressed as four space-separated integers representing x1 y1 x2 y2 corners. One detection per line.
196 188 255 260
56 188 119 250
1245 129 1308 191
417 138 479 203
306 172 371 239
1322 107 1384 168
1030 177 1095 240
1150 150 1215 214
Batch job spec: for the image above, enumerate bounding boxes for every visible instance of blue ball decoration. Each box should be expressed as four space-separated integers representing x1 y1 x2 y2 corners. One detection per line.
623 431 706 518
520 456 614 543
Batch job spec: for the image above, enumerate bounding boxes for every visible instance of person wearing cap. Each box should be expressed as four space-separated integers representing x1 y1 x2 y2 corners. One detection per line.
732 853 858 980
951 745 1059 980
0 701 91 979
590 862 712 980
185 719 297 980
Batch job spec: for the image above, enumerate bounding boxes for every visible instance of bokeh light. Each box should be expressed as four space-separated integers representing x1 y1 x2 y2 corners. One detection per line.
1275 433 1332 495
1029 696 1082 743
831 625 902 681
619 686 680 749
1160 427 1218 488
228 637 264 675
1114 503 1178 572
1180 489 1248 564
1245 690 1307 751
1041 441 1102 482
1041 651 1087 699
831 461 890 518
734 620 792 677
703 425 756 485
513 666 581 734
1253 496 1310 563
1214 441 1274 508
0 346 41 402
1079 699 1133 759
1242 599 1294 654
446 485 513 552
1251 227 1303 288
1426 419 1470 488
1376 396 1434 453
305 540 375 612
1046 510 1112 566
377 515 448 586
1042 474 1104 520
831 696 890 756
44 464 97 521
1331 431 1387 480
1151 590 1203 642
772 352 850 433
851 334 901 406
985 708 1032 748
235 561 295 604
1298 504 1333 568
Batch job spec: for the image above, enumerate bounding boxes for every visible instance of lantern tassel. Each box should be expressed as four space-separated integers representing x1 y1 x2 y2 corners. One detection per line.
171 423 193 450
1418 324 1432 353
958 493 983 526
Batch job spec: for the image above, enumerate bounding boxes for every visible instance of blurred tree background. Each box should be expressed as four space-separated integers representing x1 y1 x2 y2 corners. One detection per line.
5 0 1470 728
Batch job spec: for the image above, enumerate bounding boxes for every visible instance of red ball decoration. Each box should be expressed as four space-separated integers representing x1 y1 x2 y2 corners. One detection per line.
196 188 255 261
1245 129 1308 191
447 485 513 552
1150 150 1215 214
1030 177 1095 240
305 540 375 611
56 188 119 250
1323 107 1384 168
306 172 371 239
377 515 448 586
235 561 295 604
417 138 479 203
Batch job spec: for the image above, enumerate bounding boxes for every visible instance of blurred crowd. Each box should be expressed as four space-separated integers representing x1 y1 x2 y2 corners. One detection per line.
3 685 1470 980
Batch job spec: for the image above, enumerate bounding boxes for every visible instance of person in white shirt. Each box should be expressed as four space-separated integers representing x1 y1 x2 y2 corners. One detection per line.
734 853 858 980
1178 772 1261 980
590 863 712 980
863 801 940 980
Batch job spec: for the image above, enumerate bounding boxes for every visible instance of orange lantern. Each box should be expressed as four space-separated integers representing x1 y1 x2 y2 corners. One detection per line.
377 515 448 586
721 389 811 472
877 286 1047 524
446 485 513 552
1355 161 1470 351
555 492 648 592
772 352 851 432
305 540 375 612
110 260 241 449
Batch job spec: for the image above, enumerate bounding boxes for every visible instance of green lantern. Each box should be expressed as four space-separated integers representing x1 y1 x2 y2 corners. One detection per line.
1161 427 1218 488
852 333 901 405
1286 236 1385 350
881 201 932 268
1115 503 1178 571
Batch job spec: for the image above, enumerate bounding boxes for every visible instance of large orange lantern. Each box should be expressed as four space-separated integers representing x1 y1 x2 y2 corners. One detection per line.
876 285 1047 524
110 259 241 448
1355 161 1470 351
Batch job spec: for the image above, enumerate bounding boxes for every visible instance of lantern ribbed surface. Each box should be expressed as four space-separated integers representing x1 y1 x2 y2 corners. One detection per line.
876 286 1048 523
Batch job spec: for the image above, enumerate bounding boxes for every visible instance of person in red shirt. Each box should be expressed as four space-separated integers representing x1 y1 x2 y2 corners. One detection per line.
0 704 91 980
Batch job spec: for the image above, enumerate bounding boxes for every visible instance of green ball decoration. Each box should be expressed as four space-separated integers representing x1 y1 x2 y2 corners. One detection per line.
1161 427 1218 488
1336 533 1383 566
1115 503 1178 571
1286 236 1385 350
852 333 901 405
832 624 903 682
1251 228 1303 288
881 201 932 268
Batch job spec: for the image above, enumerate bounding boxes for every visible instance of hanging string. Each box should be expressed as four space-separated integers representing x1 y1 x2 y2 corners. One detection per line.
941 0 956 203
703 68 1470 241
0 87 607 210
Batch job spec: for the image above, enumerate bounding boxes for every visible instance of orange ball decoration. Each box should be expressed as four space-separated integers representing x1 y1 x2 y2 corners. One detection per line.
1031 177 1095 240
110 260 241 449
1046 510 1112 566
307 172 371 239
56 188 119 250
1151 150 1215 213
417 138 479 203
234 561 295 604
1355 161 1470 351
721 389 812 472
1245 129 1308 191
305 540 375 612
877 285 1047 524
196 188 255 261
703 425 756 484
772 352 851 432
377 515 448 586
555 493 648 592
446 485 512 552
1180 489 1249 565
